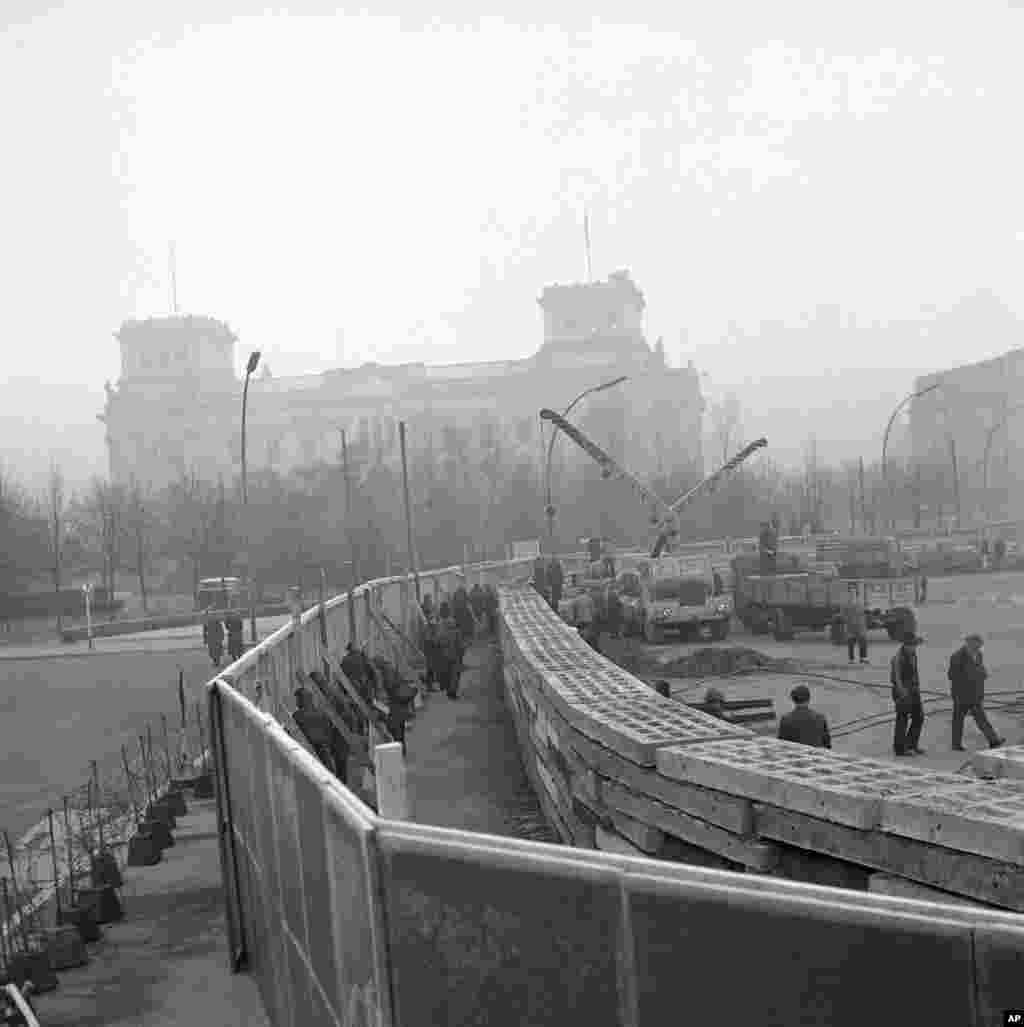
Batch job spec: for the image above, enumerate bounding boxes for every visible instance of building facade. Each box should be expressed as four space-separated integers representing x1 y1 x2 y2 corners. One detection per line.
100 271 705 493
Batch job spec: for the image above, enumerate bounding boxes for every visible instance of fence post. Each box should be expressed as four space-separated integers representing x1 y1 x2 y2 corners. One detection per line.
373 742 408 819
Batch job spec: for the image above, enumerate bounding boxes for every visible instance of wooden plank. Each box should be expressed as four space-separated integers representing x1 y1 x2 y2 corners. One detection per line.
753 802 1024 912
603 780 777 871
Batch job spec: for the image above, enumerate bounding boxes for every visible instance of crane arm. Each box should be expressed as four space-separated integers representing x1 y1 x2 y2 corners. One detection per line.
539 408 767 558
539 408 672 518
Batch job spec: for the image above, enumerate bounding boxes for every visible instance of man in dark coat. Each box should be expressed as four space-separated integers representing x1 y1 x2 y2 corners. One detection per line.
452 586 475 642
603 585 623 639
341 643 377 707
469 583 486 623
891 632 926 756
482 585 499 635
548 558 565 613
292 687 337 773
202 613 224 668
224 610 244 663
532 556 549 602
948 633 1004 751
778 684 831 748
437 602 463 699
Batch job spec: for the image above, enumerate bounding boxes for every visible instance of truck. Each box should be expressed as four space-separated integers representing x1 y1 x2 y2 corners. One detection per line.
617 554 733 642
539 406 766 643
195 576 250 613
731 553 917 641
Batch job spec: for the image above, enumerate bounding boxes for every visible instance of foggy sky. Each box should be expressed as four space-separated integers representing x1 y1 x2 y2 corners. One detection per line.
2 1 1023 484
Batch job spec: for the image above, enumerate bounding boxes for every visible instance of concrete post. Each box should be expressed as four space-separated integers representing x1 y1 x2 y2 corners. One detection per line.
374 742 408 819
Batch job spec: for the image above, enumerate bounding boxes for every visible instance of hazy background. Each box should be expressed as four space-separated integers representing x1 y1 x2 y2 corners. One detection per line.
2 1 1023 489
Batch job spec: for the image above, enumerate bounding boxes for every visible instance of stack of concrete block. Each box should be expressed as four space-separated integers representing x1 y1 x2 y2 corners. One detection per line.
497 584 1024 911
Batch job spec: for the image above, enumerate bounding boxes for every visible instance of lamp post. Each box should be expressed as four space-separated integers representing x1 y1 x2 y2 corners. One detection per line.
241 350 261 643
981 402 1024 522
543 376 629 546
882 381 941 533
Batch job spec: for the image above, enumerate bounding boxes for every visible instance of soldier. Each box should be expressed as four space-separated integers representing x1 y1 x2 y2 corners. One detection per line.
225 610 244 663
292 687 336 773
202 613 224 668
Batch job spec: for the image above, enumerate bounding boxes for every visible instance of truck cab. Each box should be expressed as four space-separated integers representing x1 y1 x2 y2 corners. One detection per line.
621 556 732 643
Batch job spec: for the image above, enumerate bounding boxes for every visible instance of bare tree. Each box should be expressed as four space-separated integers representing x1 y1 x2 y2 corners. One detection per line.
709 394 744 465
126 478 150 615
46 465 66 632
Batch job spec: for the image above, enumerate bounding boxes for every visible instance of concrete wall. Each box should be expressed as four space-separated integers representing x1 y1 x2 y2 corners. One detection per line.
209 560 1024 1027
498 584 1024 914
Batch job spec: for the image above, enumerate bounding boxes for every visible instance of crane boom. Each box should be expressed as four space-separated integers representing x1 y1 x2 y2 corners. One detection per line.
539 407 767 558
539 408 673 518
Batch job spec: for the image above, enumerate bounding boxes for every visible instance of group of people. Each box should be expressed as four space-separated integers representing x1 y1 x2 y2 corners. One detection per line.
419 583 498 700
292 641 419 783
889 630 1005 756
201 609 245 667
692 628 1006 758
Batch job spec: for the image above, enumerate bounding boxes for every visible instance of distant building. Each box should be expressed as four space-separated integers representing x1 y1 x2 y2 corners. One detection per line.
100 271 705 492
908 293 1024 520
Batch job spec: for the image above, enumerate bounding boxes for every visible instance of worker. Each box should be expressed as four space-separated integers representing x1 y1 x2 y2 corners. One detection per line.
890 632 926 757
703 688 727 720
758 520 778 576
603 584 623 640
778 684 831 749
948 633 1004 752
532 556 549 603
548 557 565 613
841 585 869 664
437 602 464 699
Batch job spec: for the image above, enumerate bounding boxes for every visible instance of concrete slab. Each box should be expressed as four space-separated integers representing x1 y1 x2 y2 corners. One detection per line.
879 780 1024 865
753 803 1024 911
867 873 996 910
657 738 966 829
603 781 778 871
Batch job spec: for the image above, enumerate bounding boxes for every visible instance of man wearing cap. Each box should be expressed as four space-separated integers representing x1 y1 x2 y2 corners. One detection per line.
891 632 926 757
948 633 1004 752
703 688 728 720
778 684 832 749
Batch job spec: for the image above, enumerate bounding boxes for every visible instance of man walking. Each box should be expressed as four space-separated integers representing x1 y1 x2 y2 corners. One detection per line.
202 613 224 668
891 632 926 757
532 556 549 603
948 633 1004 752
841 585 869 664
778 684 832 748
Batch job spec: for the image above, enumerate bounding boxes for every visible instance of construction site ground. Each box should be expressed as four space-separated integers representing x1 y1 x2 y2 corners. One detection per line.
613 570 1024 772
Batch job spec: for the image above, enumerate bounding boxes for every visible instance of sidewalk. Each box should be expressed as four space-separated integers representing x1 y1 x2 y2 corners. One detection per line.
31 798 269 1027
404 638 556 842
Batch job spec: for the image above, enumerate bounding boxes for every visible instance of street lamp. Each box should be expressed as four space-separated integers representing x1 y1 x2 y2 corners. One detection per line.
241 349 261 643
882 381 941 533
981 402 1024 522
543 376 629 545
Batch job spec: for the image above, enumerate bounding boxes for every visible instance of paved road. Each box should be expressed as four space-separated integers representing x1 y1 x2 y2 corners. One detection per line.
0 614 291 660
